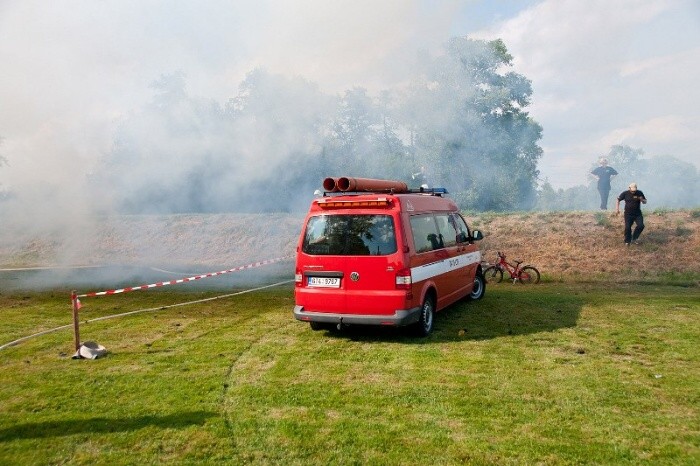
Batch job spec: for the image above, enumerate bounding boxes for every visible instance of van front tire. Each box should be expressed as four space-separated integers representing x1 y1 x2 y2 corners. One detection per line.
413 295 435 337
468 273 486 300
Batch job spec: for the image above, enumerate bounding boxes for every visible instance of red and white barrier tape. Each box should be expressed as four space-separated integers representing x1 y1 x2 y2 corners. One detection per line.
77 256 292 298
2 280 294 351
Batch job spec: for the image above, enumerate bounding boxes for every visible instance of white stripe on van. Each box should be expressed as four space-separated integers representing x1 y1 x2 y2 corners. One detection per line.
410 251 481 283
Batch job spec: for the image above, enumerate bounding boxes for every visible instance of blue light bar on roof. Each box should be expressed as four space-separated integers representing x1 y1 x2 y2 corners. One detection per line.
411 187 449 194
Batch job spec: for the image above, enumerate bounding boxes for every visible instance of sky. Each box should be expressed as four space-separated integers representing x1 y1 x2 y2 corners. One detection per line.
0 0 698 200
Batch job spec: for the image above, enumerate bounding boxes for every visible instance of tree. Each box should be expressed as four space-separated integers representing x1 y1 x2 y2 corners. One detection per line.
95 70 339 213
605 144 646 186
94 72 230 213
324 88 409 180
327 87 377 174
225 69 336 211
395 37 542 210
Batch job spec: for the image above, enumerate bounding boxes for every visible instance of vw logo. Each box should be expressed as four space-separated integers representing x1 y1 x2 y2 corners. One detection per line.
350 272 360 282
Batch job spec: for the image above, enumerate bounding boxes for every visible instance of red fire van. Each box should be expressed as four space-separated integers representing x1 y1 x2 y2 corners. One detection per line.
293 177 485 336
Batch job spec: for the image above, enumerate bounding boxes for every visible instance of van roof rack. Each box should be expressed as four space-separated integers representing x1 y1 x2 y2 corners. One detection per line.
322 187 449 197
319 177 448 197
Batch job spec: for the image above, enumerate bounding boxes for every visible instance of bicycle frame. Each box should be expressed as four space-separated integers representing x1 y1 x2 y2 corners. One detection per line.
495 252 524 282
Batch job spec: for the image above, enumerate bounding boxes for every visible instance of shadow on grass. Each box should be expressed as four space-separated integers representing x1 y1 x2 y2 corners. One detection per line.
436 287 584 341
0 411 216 441
315 285 585 343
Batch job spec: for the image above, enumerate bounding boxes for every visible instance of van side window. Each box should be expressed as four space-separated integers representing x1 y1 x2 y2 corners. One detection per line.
410 214 442 253
451 214 471 243
302 214 397 256
435 214 457 248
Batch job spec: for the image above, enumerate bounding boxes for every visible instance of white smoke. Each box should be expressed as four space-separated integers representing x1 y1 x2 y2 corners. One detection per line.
0 1 460 226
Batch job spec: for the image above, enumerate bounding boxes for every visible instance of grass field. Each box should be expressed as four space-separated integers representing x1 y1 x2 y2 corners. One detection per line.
0 283 698 465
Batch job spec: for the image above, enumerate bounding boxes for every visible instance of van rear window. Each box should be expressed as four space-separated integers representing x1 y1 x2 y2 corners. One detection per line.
302 215 397 256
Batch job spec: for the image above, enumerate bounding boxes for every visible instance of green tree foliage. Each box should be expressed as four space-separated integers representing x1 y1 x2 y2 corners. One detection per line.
221 69 335 211
328 87 378 174
397 38 542 210
325 88 410 180
606 144 646 184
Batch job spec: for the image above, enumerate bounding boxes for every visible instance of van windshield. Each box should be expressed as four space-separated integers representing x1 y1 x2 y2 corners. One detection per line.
302 214 397 256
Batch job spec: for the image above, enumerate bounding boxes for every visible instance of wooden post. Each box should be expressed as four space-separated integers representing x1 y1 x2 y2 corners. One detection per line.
71 290 80 352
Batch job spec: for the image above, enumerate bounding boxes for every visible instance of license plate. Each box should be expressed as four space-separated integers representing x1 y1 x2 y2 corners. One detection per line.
307 276 341 288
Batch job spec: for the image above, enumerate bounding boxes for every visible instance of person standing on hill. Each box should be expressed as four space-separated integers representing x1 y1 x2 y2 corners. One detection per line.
590 158 618 210
616 182 647 246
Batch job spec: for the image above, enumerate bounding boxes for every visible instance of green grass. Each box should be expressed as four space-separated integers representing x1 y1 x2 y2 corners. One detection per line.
1 284 699 464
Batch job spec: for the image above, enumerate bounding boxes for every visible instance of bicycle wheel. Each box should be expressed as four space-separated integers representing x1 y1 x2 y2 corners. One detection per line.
483 266 503 284
517 266 540 284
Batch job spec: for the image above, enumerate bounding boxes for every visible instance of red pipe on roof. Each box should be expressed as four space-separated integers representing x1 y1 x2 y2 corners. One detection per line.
336 177 409 193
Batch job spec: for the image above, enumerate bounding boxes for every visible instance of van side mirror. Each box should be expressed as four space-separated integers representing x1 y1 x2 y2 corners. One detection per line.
471 230 483 241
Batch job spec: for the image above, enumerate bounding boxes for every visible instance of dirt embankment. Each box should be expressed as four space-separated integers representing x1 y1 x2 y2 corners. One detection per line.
1 210 698 282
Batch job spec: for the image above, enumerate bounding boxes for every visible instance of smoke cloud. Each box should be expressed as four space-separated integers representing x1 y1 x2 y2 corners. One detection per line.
0 1 459 226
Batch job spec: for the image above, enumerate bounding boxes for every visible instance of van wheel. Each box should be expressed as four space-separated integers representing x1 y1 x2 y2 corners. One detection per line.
468 272 486 300
414 295 435 337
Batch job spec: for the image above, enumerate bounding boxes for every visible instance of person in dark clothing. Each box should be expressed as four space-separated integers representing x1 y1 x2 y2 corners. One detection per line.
591 158 618 209
616 182 647 245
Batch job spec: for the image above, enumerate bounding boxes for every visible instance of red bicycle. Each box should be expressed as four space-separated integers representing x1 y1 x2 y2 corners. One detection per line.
483 252 540 284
